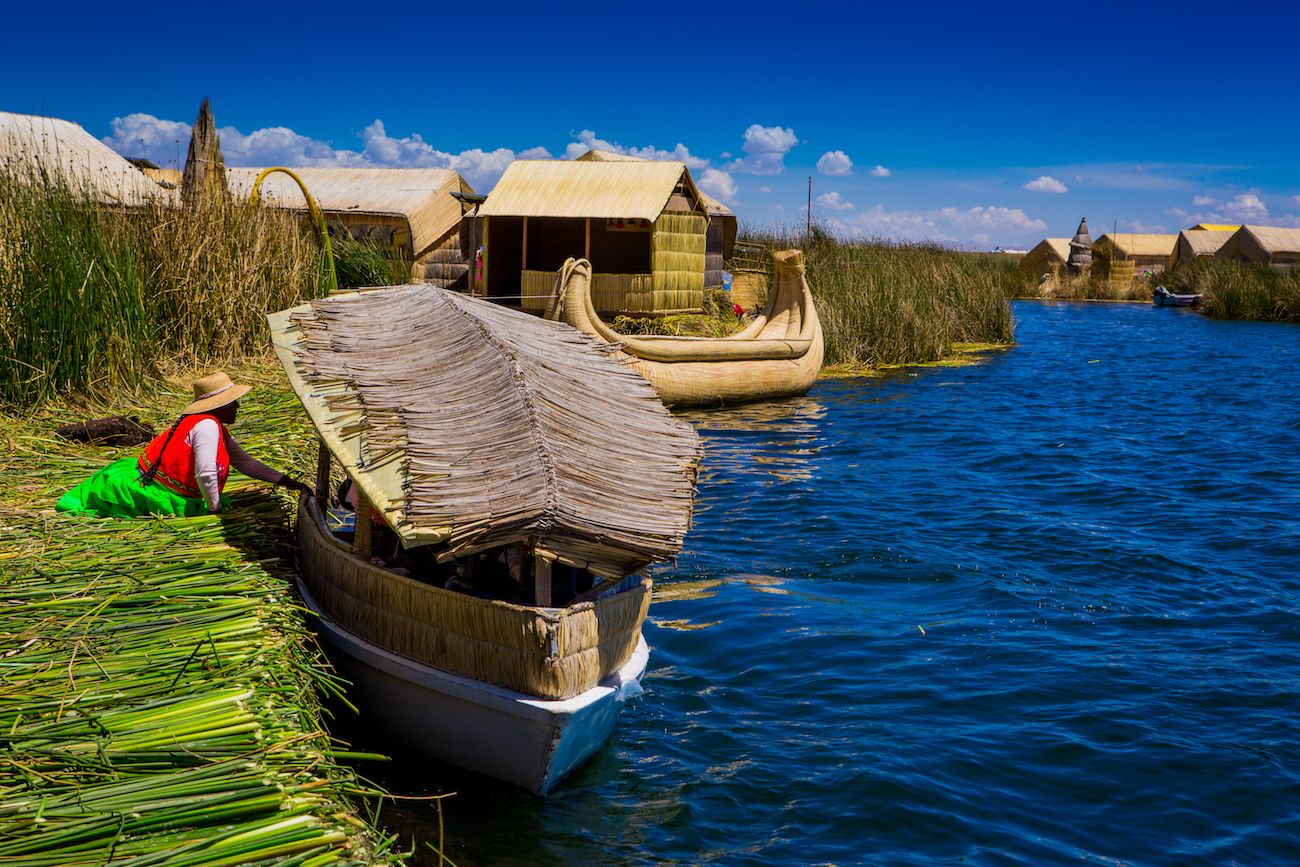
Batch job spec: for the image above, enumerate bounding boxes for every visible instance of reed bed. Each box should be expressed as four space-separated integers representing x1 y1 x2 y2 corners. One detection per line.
0 365 405 865
1159 258 1300 322
1016 272 1150 302
739 229 1016 366
0 168 327 408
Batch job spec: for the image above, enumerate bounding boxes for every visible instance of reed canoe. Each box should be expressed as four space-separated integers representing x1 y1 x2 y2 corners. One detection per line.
548 249 824 407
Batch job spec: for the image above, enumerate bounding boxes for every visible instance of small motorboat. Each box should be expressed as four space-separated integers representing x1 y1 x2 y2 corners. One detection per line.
267 284 701 794
1152 285 1201 307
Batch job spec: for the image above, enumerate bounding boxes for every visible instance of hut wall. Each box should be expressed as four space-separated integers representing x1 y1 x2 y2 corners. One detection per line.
651 211 706 313
705 219 727 289
414 227 468 289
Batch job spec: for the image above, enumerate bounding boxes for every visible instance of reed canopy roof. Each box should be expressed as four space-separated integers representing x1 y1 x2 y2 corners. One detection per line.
575 148 734 217
1180 229 1233 255
1190 223 1240 232
0 110 164 206
479 160 707 221
228 167 473 255
1093 233 1177 258
268 284 701 577
1231 225 1300 255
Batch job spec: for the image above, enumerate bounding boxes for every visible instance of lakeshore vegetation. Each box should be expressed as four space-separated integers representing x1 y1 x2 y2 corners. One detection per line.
1159 258 1300 322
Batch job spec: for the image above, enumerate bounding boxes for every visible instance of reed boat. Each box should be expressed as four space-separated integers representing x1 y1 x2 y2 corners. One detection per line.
268 285 701 795
547 248 824 408
1152 285 1201 307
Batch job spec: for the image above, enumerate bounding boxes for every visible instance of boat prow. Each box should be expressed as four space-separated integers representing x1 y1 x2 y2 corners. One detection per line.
550 249 825 407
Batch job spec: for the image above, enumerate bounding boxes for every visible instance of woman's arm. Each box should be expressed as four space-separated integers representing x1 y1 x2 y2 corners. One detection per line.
225 432 313 494
189 419 224 511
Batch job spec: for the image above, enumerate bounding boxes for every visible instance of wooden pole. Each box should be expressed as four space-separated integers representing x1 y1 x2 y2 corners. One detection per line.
534 550 554 608
805 176 812 248
584 218 591 261
314 439 330 501
521 216 529 272
353 490 373 560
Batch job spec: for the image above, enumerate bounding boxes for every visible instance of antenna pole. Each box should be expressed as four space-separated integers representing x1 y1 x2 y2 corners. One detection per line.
805 176 812 247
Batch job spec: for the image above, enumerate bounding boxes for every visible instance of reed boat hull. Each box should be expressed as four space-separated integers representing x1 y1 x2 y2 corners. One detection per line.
297 578 649 796
553 249 824 408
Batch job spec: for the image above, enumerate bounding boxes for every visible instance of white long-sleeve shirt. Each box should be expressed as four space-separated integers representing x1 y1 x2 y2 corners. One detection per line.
189 419 285 510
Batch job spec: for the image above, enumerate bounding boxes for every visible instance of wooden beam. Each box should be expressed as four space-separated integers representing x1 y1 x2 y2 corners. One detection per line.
353 489 373 560
314 438 331 501
534 551 554 608
522 216 528 272
584 218 591 261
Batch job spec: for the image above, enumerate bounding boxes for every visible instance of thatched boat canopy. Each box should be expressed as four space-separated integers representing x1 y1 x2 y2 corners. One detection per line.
268 284 702 578
0 110 165 206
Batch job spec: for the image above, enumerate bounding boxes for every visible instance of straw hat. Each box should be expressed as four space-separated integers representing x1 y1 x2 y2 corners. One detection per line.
183 372 251 414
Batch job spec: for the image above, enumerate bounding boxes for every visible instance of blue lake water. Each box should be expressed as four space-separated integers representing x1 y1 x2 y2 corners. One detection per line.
368 301 1300 865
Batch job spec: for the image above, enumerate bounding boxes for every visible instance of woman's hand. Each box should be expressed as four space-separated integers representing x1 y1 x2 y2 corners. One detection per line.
277 476 314 497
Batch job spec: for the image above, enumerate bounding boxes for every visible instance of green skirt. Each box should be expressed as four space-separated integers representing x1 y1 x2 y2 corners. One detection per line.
56 458 228 518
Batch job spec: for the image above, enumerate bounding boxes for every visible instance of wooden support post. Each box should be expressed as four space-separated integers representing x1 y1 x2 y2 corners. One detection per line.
314 438 331 501
534 551 554 608
521 216 528 272
353 489 373 560
584 218 591 261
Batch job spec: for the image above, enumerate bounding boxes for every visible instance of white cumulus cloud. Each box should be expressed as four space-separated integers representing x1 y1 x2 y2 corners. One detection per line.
102 113 547 189
869 165 891 177
697 168 737 204
1223 192 1268 222
816 191 854 211
1022 175 1068 194
731 124 798 175
816 150 852 176
1192 195 1217 207
934 205 1046 232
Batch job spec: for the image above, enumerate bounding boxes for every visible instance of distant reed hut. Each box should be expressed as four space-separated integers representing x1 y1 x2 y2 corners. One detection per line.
1189 223 1241 232
0 110 164 206
1215 225 1300 270
476 160 710 315
227 167 475 287
575 149 737 289
1092 233 1177 281
1169 229 1234 269
1067 217 1093 274
1020 238 1071 281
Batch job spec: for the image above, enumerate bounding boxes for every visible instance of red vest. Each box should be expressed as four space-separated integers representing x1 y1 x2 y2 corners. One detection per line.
137 414 229 498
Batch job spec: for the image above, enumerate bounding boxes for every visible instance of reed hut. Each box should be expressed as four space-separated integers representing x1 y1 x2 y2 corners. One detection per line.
478 159 710 315
1190 223 1241 232
1216 225 1300 270
1092 233 1177 279
1020 238 1071 280
1169 229 1234 269
228 167 475 286
0 110 164 206
1067 217 1093 274
575 149 737 289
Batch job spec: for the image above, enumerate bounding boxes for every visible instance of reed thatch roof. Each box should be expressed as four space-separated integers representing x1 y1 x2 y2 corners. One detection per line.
1019 238 1070 275
0 110 164 206
228 167 473 257
575 148 734 217
268 284 701 577
479 160 706 220
1190 223 1240 232
1093 233 1177 258
1217 225 1300 264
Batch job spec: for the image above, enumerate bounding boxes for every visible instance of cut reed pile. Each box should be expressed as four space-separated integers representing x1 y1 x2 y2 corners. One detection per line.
0 365 405 865
0 167 328 408
738 229 1016 366
1160 258 1300 322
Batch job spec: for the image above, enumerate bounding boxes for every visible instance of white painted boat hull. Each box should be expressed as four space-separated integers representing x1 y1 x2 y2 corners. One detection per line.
297 578 649 795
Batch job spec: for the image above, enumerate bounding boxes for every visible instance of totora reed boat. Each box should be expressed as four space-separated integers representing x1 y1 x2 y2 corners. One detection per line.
546 248 824 408
268 284 701 794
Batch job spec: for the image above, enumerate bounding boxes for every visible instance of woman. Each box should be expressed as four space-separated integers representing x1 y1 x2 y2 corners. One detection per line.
57 372 312 518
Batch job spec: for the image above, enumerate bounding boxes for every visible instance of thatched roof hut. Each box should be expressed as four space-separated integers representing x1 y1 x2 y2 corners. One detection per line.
267 282 701 576
1169 229 1234 269
1190 223 1240 232
1092 233 1177 273
1020 238 1071 279
575 148 737 286
477 159 711 315
1067 217 1093 272
181 99 229 208
0 110 164 206
228 167 475 286
1216 225 1300 270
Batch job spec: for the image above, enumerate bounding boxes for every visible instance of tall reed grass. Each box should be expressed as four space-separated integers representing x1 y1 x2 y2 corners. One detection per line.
1160 258 1300 322
741 228 1016 366
0 167 326 407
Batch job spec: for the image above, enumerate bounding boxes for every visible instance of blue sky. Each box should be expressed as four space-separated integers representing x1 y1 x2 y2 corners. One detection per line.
5 0 1299 248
